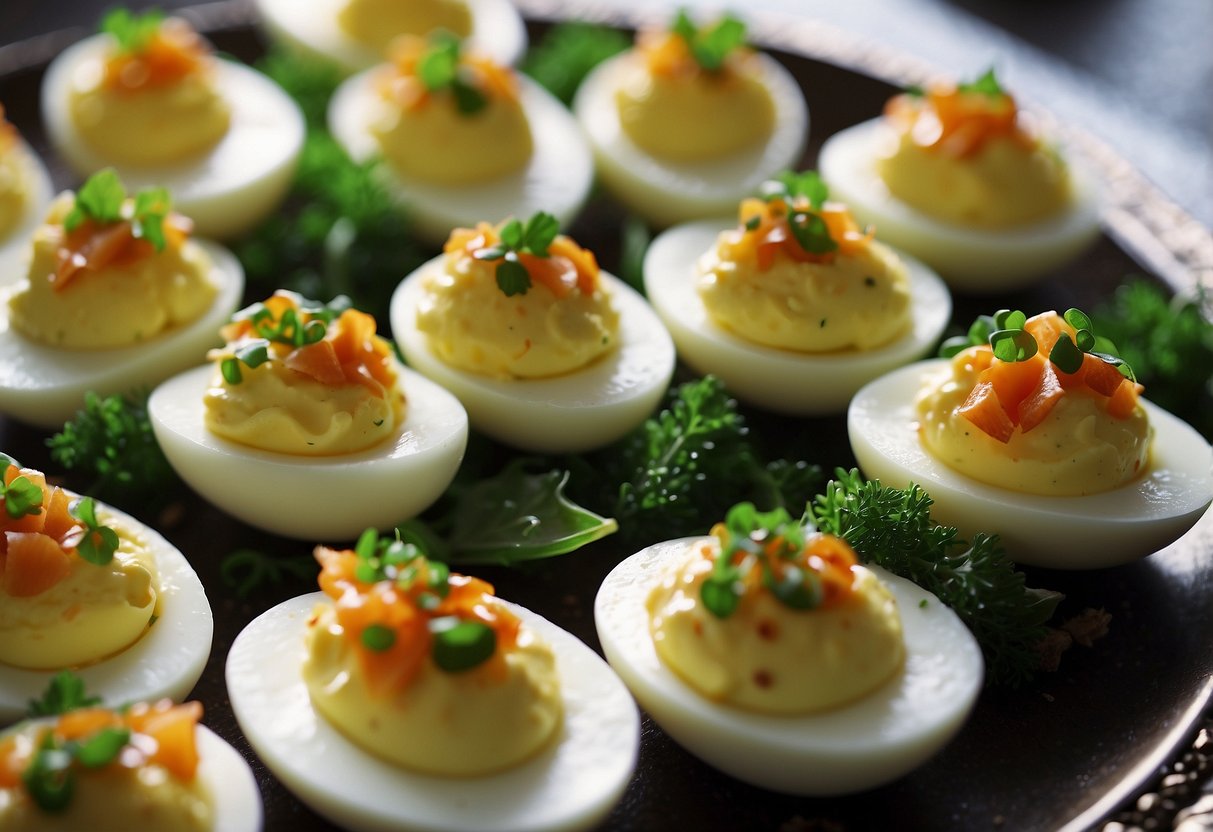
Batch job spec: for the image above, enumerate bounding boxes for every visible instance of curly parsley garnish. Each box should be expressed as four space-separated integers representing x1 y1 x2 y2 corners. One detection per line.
941 307 1136 381
100 7 164 54
27 671 102 718
62 169 172 253
670 8 748 72
472 211 561 297
415 30 488 114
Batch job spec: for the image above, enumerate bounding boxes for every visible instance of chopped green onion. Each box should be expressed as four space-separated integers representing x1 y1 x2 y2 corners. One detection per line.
430 618 496 672
360 624 397 652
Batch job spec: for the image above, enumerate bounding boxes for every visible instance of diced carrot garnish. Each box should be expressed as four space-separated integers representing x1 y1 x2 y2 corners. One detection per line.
1081 354 1127 397
984 353 1044 417
57 708 123 741
2 532 72 597
0 734 27 788
42 487 79 543
1017 360 1064 432
957 379 1016 443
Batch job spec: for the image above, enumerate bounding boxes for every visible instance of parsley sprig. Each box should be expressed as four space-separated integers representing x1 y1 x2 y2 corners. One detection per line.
940 307 1136 381
753 170 838 256
100 8 164 54
27 671 102 717
700 503 820 619
811 469 1061 686
671 9 748 72
472 212 561 297
62 169 172 253
0 453 44 520
416 31 487 114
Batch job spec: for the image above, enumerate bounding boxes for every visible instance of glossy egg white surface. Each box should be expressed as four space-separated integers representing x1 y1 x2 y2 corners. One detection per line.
0 239 244 429
227 592 639 832
595 540 983 795
573 51 808 227
818 119 1101 292
391 260 675 453
148 362 468 541
643 219 951 414
329 69 593 245
41 36 304 240
0 503 214 724
0 139 53 287
848 360 1213 569
255 0 527 74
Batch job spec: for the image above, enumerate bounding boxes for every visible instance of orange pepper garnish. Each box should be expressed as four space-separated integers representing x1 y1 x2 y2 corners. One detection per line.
884 82 1036 159
103 19 211 93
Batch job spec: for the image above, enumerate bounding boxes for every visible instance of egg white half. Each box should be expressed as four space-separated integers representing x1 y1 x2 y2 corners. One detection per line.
0 239 244 429
227 592 638 832
41 37 304 240
329 70 593 245
573 51 808 227
848 360 1213 569
0 503 214 724
0 139 54 287
254 0 527 74
595 540 983 796
148 361 468 541
391 262 675 453
818 118 1101 292
643 219 951 414
0 718 261 832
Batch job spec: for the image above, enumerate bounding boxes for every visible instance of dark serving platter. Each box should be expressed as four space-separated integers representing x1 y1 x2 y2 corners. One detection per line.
1 1 1211 829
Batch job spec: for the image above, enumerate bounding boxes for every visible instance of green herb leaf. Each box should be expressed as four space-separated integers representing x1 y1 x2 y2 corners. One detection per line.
672 9 748 72
518 211 560 256
990 328 1037 362
100 7 163 54
130 187 171 252
64 169 126 233
74 728 131 768
28 671 102 717
443 461 618 564
764 563 822 610
1 472 44 520
1049 332 1084 374
958 67 1005 97
495 258 532 296
429 617 496 672
360 624 397 652
787 211 838 255
774 170 830 210
71 496 120 566
700 573 741 619
22 737 74 813
417 31 461 90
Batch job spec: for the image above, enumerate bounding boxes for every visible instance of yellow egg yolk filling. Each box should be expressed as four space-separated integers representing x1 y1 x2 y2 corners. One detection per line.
302 542 562 776
7 192 216 349
204 291 405 456
699 193 912 351
917 311 1152 496
68 18 230 166
0 463 158 670
0 110 32 240
417 221 620 379
0 700 212 830
371 35 532 185
338 0 473 54
615 27 775 161
648 527 905 714
877 85 1071 228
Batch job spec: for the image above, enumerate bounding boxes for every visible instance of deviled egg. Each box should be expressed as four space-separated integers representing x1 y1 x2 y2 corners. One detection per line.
226 530 638 832
0 170 244 429
819 69 1100 291
849 308 1213 568
149 290 468 540
0 454 213 723
595 502 983 795
329 31 593 244
0 106 54 286
0 696 260 831
255 0 527 74
644 170 950 414
391 212 675 452
574 10 808 227
42 9 304 239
